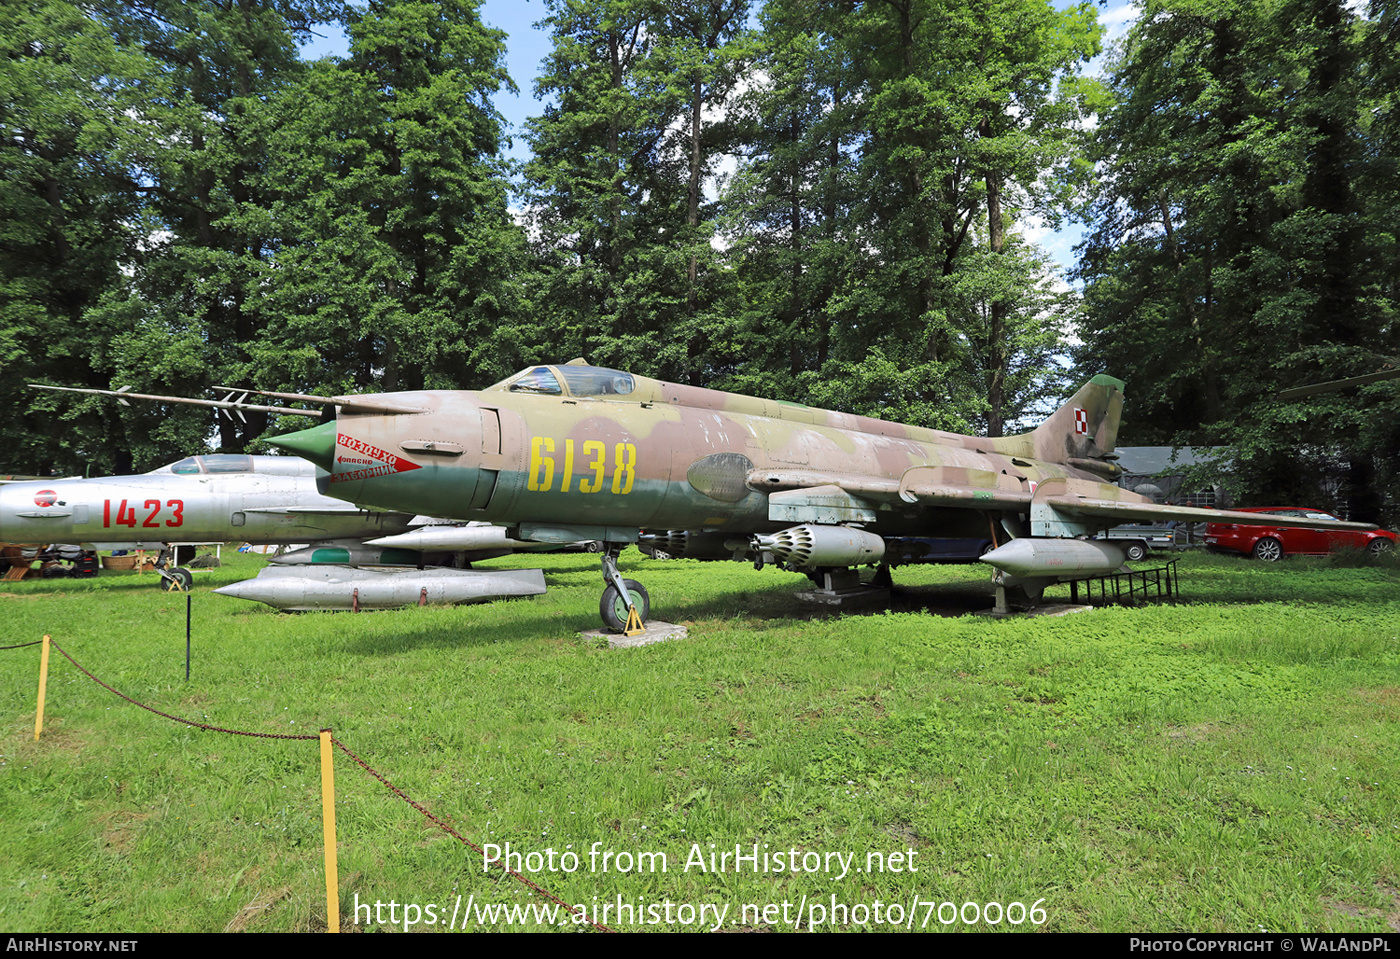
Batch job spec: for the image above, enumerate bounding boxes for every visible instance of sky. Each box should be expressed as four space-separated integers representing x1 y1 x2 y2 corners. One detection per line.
299 0 1140 281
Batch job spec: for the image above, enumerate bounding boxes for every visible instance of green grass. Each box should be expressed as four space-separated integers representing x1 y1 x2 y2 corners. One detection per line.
2 548 1398 932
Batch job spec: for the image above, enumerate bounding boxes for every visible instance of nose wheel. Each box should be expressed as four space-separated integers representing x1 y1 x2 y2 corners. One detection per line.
601 579 649 633
160 567 193 592
599 547 648 634
154 547 193 591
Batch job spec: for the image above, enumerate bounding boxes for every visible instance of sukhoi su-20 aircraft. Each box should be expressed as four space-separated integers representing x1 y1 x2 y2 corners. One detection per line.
38 362 1376 628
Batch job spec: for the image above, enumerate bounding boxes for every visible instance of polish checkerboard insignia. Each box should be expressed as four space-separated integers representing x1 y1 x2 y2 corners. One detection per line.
1074 408 1088 435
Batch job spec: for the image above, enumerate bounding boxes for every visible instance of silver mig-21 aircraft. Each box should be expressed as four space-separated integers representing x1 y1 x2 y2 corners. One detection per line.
0 453 411 587
0 451 551 603
38 365 1376 627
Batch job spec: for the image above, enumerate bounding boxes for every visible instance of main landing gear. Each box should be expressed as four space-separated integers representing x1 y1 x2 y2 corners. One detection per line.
599 546 649 634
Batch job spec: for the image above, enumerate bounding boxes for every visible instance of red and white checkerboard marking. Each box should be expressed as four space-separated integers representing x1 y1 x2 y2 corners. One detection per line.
1074 408 1089 435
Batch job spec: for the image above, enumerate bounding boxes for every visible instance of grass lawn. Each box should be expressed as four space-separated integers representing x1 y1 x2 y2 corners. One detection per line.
2 547 1397 932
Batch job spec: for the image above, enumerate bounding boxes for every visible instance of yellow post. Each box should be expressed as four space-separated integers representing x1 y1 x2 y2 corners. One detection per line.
320 729 339 933
34 635 50 741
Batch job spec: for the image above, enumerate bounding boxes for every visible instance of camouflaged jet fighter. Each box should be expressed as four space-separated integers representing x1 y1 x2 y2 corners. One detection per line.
38 364 1377 626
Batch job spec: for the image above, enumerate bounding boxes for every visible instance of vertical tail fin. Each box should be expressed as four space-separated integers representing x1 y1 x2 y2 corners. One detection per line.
994 374 1125 469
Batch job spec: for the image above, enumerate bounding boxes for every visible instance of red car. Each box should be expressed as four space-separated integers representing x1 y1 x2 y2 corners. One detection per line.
1204 508 1397 561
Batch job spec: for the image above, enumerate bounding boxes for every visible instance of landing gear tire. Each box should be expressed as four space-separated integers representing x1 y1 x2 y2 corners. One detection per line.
161 567 193 592
1124 541 1148 562
1252 538 1283 562
600 579 649 633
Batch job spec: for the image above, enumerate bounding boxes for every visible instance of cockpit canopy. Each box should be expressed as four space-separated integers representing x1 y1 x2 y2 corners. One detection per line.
151 454 311 476
490 365 636 398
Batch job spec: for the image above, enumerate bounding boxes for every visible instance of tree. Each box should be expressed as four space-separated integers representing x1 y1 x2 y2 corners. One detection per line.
944 238 1078 434
951 0 1102 435
523 0 752 383
86 0 339 456
717 0 858 401
1075 0 1398 521
653 0 751 380
6 0 525 470
721 0 1099 433
250 0 525 396
0 0 194 473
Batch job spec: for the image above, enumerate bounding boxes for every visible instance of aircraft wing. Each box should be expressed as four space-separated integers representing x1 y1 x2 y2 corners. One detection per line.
749 467 1038 511
1027 478 1377 531
747 469 1376 533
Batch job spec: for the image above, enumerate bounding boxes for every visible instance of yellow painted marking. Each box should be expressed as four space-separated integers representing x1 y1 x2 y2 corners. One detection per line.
612 442 637 494
528 436 555 491
320 729 339 933
561 438 575 492
34 634 50 741
579 440 606 493
528 437 637 494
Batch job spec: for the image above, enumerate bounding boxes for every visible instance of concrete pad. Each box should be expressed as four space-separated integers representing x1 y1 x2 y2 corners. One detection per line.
580 621 689 648
794 586 891 607
973 603 1095 619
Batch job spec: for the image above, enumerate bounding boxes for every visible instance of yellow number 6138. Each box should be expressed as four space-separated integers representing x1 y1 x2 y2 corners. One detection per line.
529 437 635 495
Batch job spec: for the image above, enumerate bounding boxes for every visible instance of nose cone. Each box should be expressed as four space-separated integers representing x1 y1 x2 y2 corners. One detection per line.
213 579 271 604
267 420 337 472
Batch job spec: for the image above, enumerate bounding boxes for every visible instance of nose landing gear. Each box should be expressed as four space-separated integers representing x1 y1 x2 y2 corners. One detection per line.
599 546 648 634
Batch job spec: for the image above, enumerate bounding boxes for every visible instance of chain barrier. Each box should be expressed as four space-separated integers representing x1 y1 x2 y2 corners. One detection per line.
333 738 613 933
2 639 47 650
46 637 317 741
27 637 610 932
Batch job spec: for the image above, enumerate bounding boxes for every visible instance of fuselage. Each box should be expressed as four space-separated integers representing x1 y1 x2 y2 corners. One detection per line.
307 364 1098 542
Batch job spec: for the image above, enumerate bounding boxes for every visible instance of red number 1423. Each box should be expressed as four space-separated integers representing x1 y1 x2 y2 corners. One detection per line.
103 499 184 528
